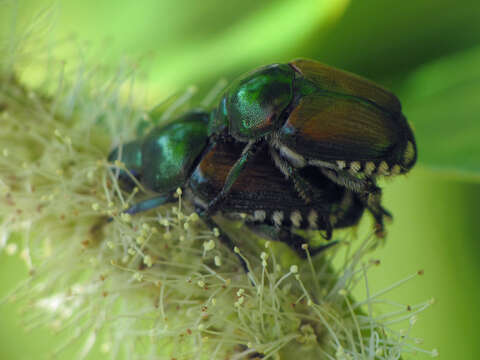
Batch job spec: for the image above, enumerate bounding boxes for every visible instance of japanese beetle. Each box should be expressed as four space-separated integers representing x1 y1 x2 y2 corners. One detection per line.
207 59 416 234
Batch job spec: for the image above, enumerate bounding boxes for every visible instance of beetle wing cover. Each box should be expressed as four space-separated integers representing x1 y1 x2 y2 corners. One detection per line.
280 93 401 161
280 59 414 165
289 59 401 115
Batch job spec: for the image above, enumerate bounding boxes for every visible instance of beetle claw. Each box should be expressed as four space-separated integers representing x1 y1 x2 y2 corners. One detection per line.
375 224 387 238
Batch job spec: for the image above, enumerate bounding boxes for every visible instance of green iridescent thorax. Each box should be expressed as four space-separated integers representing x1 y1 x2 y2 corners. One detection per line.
140 111 209 193
214 64 294 141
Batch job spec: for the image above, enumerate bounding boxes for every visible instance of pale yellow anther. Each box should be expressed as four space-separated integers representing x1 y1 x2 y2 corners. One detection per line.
188 213 199 222
203 239 215 251
120 213 131 222
234 296 245 307
143 255 153 267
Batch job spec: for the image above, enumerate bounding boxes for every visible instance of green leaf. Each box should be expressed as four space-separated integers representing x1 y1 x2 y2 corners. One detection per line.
1 0 349 96
400 46 480 181
146 0 349 91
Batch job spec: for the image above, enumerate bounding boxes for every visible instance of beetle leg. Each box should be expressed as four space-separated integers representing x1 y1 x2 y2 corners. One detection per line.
123 194 175 215
269 147 317 203
245 223 338 258
107 193 175 223
204 140 264 215
324 217 333 240
358 188 393 237
318 168 392 236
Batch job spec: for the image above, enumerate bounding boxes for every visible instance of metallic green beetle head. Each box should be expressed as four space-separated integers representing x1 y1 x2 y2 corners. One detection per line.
209 64 295 141
109 111 210 194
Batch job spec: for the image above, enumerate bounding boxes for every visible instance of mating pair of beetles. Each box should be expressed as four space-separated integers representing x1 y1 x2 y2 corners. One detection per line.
109 59 417 259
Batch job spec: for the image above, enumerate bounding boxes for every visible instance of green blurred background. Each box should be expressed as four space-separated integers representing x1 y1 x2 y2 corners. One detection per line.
1 0 480 358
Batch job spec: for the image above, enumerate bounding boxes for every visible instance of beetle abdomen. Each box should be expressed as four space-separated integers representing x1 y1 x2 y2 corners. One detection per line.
236 189 364 231
189 141 365 232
